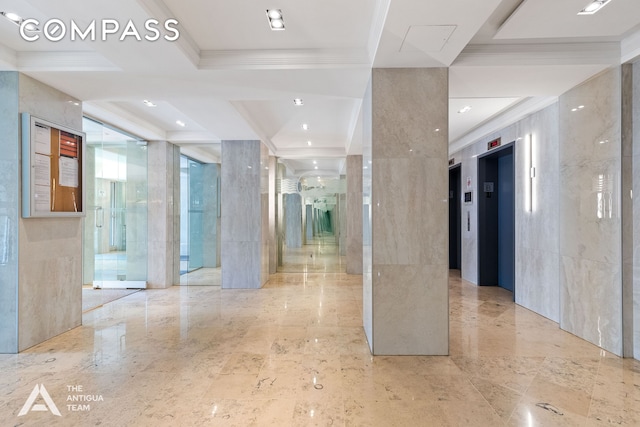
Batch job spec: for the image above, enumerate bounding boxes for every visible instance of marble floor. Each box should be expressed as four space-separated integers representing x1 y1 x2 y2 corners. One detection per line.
279 236 346 273
1 271 639 426
82 287 141 313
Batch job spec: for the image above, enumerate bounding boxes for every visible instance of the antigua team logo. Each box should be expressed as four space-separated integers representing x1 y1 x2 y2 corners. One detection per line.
18 384 62 417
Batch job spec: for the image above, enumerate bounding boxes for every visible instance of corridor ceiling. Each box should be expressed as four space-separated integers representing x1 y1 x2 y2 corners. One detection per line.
0 0 638 175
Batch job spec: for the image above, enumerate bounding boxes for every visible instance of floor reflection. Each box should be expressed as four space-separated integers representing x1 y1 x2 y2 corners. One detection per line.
1 270 638 425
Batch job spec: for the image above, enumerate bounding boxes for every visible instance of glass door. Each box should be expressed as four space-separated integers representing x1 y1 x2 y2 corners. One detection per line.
180 155 204 274
83 118 148 289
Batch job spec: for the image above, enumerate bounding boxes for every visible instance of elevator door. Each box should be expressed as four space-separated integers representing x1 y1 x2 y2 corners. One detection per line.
449 165 461 269
478 145 515 295
497 153 514 292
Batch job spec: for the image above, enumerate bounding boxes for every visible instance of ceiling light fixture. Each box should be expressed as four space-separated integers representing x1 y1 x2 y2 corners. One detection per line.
578 0 612 15
176 120 186 127
458 106 472 114
313 160 317 164
1 12 40 32
143 100 157 107
266 9 285 31
307 141 312 146
302 123 308 130
293 98 303 106
1 11 22 24
314 166 318 170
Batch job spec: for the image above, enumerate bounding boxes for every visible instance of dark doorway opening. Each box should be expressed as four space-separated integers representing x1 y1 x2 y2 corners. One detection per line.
449 165 461 270
478 144 515 296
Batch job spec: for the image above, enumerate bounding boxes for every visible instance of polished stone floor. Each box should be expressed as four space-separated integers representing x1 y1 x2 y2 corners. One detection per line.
1 271 639 426
82 287 141 313
278 236 346 273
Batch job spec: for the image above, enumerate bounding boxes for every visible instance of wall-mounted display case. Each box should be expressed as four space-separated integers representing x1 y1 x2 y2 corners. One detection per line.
22 113 85 218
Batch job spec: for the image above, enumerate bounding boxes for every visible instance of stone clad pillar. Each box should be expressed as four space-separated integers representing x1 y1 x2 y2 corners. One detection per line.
364 68 449 355
221 140 269 289
347 155 363 274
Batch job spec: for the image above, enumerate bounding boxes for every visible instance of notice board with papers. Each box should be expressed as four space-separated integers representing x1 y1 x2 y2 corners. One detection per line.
22 113 85 218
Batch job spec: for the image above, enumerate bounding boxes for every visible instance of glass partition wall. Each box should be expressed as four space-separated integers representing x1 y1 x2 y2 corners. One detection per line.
180 155 204 274
179 154 221 285
82 117 148 289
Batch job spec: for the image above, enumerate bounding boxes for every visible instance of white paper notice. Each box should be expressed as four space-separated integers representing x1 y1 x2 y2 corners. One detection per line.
34 185 51 212
59 157 79 188
34 123 51 155
34 154 51 187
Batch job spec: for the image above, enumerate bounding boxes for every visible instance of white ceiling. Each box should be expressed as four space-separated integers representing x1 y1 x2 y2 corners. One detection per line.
0 0 638 177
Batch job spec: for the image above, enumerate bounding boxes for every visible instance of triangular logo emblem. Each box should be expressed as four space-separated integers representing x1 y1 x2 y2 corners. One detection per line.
18 384 62 417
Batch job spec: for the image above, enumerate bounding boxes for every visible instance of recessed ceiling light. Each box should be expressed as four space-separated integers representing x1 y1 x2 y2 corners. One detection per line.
307 141 312 146
435 128 440 132
578 105 585 109
458 106 472 114
266 9 285 30
176 120 186 127
302 123 308 130
23 21 38 31
267 9 282 19
1 12 22 24
313 160 317 164
293 98 303 106
143 100 157 107
578 0 612 15
314 166 318 170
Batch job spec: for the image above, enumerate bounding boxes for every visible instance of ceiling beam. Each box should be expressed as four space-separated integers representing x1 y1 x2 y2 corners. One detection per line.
455 42 621 67
199 49 370 70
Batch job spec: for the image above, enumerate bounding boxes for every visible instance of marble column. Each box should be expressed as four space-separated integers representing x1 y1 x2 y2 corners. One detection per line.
147 141 180 288
16 74 84 352
347 155 363 274
629 60 640 359
339 193 347 256
305 205 313 241
276 163 285 268
268 156 277 274
559 67 623 356
284 193 302 248
365 68 449 355
221 140 269 289
202 163 221 268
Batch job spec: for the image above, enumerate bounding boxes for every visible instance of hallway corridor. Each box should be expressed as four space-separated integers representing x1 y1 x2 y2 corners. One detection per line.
0 272 638 426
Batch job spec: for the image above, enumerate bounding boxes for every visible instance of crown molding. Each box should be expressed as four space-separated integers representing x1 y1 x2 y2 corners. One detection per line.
199 49 370 70
276 147 346 159
622 28 640 63
17 51 120 71
166 130 219 143
455 42 620 66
